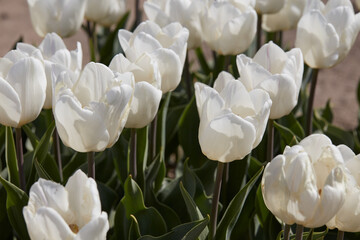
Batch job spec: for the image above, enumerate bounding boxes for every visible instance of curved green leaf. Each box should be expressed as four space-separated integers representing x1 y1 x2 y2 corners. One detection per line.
5 127 19 187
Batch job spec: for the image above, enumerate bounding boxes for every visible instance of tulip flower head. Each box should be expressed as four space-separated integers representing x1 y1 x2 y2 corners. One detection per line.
144 0 207 49
109 53 162 128
15 33 82 109
27 0 87 37
236 41 304 119
118 20 189 93
52 62 134 152
23 170 109 240
327 145 360 232
255 0 285 14
85 0 127 26
295 0 360 68
262 0 306 32
201 0 257 55
262 134 346 228
0 49 46 128
195 72 272 163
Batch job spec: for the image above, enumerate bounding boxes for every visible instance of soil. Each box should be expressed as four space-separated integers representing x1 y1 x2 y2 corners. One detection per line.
1 0 360 130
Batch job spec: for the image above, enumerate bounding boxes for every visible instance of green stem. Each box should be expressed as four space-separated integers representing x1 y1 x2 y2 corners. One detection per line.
267 120 274 162
53 128 63 182
88 152 95 179
130 129 137 180
306 68 319 136
135 0 141 27
284 224 291 240
86 21 97 62
15 128 25 191
256 13 262 51
337 230 344 240
149 114 158 163
210 162 225 240
295 224 304 240
184 53 192 100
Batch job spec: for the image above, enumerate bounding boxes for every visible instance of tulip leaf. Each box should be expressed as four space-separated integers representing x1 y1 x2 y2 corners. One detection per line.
195 47 211 75
289 228 328 240
128 214 142 240
215 166 264 240
114 176 167 239
62 152 87 182
97 181 118 215
5 127 20 187
138 216 210 240
273 121 299 147
32 120 55 164
0 187 12 239
34 158 52 180
0 175 30 240
111 135 128 186
22 124 39 150
136 126 148 191
278 113 305 139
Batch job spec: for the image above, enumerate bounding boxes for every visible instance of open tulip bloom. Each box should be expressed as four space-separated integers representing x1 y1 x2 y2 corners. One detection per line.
118 20 189 93
23 170 109 240
52 62 134 153
262 134 347 228
0 49 46 128
236 41 303 119
27 0 87 38
195 72 272 163
295 0 360 69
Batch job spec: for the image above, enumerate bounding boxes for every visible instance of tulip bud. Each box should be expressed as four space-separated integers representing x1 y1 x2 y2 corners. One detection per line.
85 0 127 26
255 0 285 14
236 41 303 119
295 0 360 68
27 0 87 37
23 170 109 239
262 134 346 228
195 72 272 163
52 62 134 152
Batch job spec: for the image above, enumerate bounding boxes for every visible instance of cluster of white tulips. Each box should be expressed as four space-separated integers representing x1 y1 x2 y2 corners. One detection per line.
0 0 360 239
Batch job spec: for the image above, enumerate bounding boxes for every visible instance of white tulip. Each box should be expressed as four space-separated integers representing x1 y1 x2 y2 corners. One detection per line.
236 41 303 119
327 145 360 232
85 0 127 26
109 53 162 128
255 0 285 14
52 62 134 152
144 0 207 49
0 50 46 127
262 0 306 32
27 0 87 37
118 20 189 93
23 170 109 240
262 134 346 228
16 33 82 109
201 0 257 55
195 72 272 163
295 0 360 68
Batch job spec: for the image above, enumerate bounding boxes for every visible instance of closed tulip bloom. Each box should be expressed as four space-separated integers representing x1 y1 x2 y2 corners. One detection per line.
86 0 127 26
23 170 109 240
195 72 272 163
262 0 306 32
109 53 162 128
52 62 134 152
27 0 87 37
262 134 346 228
118 21 189 93
236 41 303 119
16 33 82 109
255 0 285 14
327 145 360 232
201 0 257 55
0 50 46 127
144 0 206 49
295 0 360 69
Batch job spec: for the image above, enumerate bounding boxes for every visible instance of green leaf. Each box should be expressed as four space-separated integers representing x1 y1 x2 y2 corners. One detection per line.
97 181 118 214
0 175 30 240
62 152 87 182
273 121 299 147
5 127 19 187
22 125 39 149
114 176 167 239
195 47 211 75
215 166 264 240
0 187 13 239
32 121 55 164
138 216 210 240
34 159 52 180
136 126 149 191
128 215 142 240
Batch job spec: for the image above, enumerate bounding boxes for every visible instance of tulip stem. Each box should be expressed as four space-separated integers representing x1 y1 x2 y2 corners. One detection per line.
337 230 344 240
130 129 137 180
256 14 263 51
305 68 319 136
87 152 95 179
184 53 192 100
135 0 142 27
15 128 26 191
295 224 304 240
53 128 63 182
284 224 291 240
149 114 158 162
267 119 274 162
210 162 225 240
86 21 97 62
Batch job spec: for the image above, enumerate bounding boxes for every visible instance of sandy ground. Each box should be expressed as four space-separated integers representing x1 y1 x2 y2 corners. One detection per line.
1 0 360 129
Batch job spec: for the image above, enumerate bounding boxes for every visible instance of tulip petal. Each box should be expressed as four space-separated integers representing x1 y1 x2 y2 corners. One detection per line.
0 77 21 127
38 32 66 58
76 212 109 240
213 71 235 93
299 134 332 162
253 41 288 74
143 2 171 27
